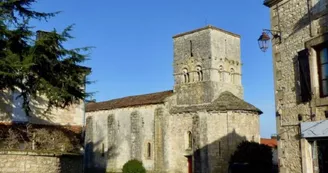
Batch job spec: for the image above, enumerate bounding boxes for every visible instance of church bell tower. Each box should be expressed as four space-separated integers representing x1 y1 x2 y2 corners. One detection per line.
173 25 244 105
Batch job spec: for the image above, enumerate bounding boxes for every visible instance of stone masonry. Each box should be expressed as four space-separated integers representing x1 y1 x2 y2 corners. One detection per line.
264 0 328 172
0 151 82 173
85 25 262 173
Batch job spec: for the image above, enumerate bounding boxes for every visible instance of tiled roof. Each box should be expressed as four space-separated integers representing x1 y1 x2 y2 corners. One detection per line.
261 138 277 148
86 90 173 112
212 91 262 113
170 91 262 114
173 25 240 38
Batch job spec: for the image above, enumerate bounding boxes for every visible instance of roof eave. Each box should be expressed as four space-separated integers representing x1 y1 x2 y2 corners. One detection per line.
86 101 167 113
172 25 241 39
263 0 283 7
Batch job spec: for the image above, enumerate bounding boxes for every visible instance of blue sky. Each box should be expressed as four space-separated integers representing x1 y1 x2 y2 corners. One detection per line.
31 0 276 138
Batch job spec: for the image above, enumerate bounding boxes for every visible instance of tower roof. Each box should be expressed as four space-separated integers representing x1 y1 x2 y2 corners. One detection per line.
172 25 240 39
170 91 262 114
211 91 262 113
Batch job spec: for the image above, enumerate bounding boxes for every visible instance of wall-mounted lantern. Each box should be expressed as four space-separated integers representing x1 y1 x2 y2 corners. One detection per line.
258 29 281 52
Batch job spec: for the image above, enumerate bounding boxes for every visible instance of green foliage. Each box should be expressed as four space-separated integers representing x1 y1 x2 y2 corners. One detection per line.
229 141 273 173
122 159 146 173
0 0 92 115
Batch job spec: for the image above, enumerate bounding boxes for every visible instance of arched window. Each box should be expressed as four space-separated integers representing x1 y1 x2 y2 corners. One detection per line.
183 68 190 83
147 142 151 158
230 68 235 84
187 131 192 149
219 65 224 82
196 66 203 81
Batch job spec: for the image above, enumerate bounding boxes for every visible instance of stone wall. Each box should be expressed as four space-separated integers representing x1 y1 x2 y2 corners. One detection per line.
0 90 84 126
86 99 260 173
166 110 259 173
85 104 166 173
265 0 328 172
0 151 82 173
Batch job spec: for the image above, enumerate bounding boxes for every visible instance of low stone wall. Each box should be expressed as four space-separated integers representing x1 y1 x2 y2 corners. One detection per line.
0 151 82 173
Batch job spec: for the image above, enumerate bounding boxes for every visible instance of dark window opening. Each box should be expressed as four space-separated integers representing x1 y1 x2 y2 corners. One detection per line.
298 49 312 102
190 40 193 57
147 142 151 158
310 140 328 173
317 46 328 97
317 140 328 173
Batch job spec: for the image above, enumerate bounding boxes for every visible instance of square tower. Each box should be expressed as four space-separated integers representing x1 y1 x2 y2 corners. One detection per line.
173 25 243 105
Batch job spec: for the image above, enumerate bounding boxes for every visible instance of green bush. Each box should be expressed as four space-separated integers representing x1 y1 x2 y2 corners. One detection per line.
122 159 146 173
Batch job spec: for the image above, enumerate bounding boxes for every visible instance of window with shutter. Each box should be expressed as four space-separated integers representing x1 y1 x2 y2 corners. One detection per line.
298 49 312 102
317 45 328 97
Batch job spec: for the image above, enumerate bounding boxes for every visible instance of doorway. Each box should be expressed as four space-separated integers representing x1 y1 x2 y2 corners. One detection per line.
317 140 328 173
187 156 192 173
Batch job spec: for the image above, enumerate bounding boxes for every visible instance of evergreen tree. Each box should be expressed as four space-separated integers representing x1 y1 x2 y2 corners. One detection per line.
0 0 91 115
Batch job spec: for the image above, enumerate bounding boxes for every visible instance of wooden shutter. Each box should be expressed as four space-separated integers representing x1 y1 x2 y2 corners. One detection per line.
298 49 312 102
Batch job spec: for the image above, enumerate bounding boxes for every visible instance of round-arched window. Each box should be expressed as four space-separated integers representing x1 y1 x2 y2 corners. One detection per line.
187 131 192 149
219 65 224 82
182 68 190 83
196 66 203 81
147 142 151 158
230 68 235 84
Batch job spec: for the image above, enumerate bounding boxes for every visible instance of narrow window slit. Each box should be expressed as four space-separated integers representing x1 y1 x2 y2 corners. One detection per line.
190 40 193 57
147 142 151 158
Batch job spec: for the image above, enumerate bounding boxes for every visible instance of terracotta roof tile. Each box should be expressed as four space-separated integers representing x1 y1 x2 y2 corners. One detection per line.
212 91 262 114
261 138 277 148
86 90 173 112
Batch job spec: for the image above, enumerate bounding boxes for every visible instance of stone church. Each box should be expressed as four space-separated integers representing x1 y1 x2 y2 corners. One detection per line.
85 25 262 173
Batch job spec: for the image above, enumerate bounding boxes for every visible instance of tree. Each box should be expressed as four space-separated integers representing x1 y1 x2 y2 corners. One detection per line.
229 141 273 173
0 0 91 115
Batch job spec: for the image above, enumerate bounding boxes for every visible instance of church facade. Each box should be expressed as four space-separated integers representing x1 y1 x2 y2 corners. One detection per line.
85 25 262 173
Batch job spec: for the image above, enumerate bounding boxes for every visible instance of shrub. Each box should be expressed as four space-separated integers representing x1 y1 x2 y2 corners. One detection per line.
229 141 273 173
0 123 81 153
122 159 146 173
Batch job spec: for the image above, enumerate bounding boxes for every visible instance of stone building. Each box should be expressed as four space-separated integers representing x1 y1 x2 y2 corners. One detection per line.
85 25 262 173
264 0 328 172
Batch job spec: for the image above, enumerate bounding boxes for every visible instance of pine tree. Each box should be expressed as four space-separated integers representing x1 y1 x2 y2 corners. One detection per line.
0 0 91 115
